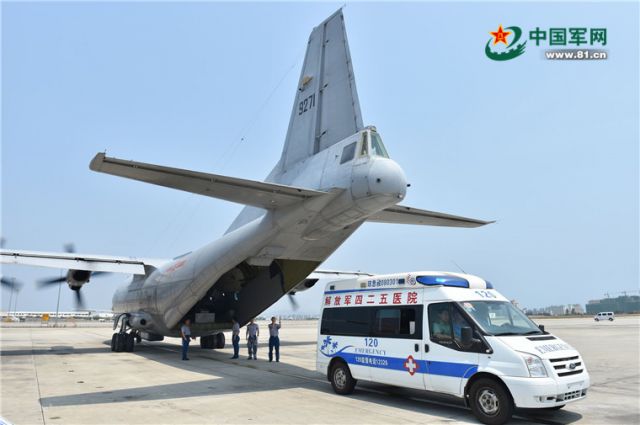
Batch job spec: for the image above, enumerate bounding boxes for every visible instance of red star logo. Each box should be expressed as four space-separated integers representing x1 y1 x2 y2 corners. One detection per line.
490 25 511 46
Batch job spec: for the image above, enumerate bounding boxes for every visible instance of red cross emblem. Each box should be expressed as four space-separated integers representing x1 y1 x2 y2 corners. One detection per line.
403 355 419 376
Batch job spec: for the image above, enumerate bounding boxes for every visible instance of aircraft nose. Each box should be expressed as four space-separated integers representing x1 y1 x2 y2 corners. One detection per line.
368 158 407 200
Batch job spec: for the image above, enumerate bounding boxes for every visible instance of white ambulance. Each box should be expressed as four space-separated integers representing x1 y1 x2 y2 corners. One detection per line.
316 272 589 425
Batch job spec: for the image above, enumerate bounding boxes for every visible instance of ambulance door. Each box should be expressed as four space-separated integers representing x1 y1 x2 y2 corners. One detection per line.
423 302 480 396
368 304 425 390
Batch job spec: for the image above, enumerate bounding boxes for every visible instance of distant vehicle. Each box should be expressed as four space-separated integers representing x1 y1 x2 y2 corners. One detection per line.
594 312 615 321
317 272 590 425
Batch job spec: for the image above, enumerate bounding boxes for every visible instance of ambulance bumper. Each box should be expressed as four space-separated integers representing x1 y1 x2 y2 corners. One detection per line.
502 372 590 408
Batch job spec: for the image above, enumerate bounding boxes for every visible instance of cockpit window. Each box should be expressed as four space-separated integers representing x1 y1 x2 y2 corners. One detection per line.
359 132 369 156
370 132 389 158
340 142 356 164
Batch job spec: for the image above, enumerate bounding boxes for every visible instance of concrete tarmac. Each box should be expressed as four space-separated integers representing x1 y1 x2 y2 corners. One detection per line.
1 317 638 425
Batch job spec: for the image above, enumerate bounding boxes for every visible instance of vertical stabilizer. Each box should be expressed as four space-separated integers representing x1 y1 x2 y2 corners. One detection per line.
280 9 363 170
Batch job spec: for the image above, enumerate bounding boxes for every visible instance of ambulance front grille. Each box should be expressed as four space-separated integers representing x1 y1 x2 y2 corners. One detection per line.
556 389 587 401
549 355 584 377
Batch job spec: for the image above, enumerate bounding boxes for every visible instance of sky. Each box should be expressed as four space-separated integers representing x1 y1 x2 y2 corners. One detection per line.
1 1 638 316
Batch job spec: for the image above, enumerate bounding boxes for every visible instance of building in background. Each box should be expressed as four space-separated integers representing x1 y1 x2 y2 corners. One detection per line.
586 295 640 314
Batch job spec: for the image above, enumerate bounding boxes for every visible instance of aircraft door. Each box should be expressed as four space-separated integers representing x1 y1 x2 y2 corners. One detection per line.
423 302 480 396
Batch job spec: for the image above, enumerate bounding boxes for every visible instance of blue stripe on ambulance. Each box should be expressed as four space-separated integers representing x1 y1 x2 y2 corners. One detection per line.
321 351 478 378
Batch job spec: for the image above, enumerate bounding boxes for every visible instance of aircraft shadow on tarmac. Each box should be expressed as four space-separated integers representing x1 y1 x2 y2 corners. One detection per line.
35 340 582 425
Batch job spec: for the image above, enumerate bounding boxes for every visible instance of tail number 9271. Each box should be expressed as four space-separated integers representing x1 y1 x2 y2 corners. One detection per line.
298 93 316 116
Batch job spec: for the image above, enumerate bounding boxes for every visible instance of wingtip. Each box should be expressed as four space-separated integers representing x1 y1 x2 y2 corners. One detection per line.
89 152 106 171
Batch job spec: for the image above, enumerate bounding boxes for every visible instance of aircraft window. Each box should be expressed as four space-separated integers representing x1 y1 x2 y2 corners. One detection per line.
370 132 389 158
359 132 369 156
340 142 356 164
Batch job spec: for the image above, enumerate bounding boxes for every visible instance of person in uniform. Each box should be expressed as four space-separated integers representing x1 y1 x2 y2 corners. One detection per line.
268 316 281 362
231 318 240 359
180 318 195 360
246 318 259 360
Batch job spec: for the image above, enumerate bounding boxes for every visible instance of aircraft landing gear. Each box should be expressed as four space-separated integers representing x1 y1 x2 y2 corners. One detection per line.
200 333 225 349
110 314 137 353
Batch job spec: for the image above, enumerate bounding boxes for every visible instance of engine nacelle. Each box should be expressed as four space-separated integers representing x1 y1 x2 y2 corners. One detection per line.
66 269 92 289
128 312 153 330
289 278 318 295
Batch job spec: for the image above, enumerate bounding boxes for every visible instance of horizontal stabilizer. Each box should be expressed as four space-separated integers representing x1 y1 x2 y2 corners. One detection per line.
90 153 329 209
366 205 493 228
0 249 169 275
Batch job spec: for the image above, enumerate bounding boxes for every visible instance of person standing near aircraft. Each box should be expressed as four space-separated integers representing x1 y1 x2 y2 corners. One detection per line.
268 316 281 362
231 318 240 359
180 318 195 360
246 318 259 360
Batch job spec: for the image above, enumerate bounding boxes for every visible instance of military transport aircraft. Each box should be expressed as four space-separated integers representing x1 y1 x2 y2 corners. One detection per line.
1 10 491 352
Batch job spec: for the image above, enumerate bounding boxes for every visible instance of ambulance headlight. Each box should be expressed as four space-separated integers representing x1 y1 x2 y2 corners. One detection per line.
518 352 547 377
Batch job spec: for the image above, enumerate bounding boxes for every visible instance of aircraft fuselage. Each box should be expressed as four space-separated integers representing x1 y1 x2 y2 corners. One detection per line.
112 128 407 337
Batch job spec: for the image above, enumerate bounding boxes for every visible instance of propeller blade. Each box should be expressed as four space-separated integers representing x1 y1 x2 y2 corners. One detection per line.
90 271 111 278
73 288 85 310
1 277 23 291
38 276 67 287
287 293 299 310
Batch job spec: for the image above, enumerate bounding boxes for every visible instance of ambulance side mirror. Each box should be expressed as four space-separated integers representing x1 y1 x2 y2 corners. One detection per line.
538 324 545 333
461 327 473 346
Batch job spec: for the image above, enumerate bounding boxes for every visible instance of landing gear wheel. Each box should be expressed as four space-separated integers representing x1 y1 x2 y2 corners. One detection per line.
111 334 117 352
469 378 514 425
215 333 225 349
136 334 142 344
330 361 356 395
114 333 126 352
200 335 214 349
125 333 135 352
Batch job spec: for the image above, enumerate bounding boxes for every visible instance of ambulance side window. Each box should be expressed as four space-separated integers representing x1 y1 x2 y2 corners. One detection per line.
428 303 483 353
429 303 454 344
320 307 370 336
372 306 423 340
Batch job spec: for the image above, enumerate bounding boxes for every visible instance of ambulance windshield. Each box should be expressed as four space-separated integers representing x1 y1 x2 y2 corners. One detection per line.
459 301 542 336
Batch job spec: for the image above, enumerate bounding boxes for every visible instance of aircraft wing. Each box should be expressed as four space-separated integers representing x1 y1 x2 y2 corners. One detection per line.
90 153 329 209
309 269 374 279
0 249 169 275
366 205 493 228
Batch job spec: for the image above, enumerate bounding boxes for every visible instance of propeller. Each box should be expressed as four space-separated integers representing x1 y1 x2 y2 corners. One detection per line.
1 277 23 291
71 287 85 310
287 292 299 310
35 243 110 310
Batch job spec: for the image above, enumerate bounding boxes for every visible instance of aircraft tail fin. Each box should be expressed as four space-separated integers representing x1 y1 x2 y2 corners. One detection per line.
280 9 363 170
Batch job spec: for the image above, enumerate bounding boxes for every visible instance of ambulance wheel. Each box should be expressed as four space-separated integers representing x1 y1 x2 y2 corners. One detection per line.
110 334 117 352
608 318 613 321
469 378 514 425
330 361 356 395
